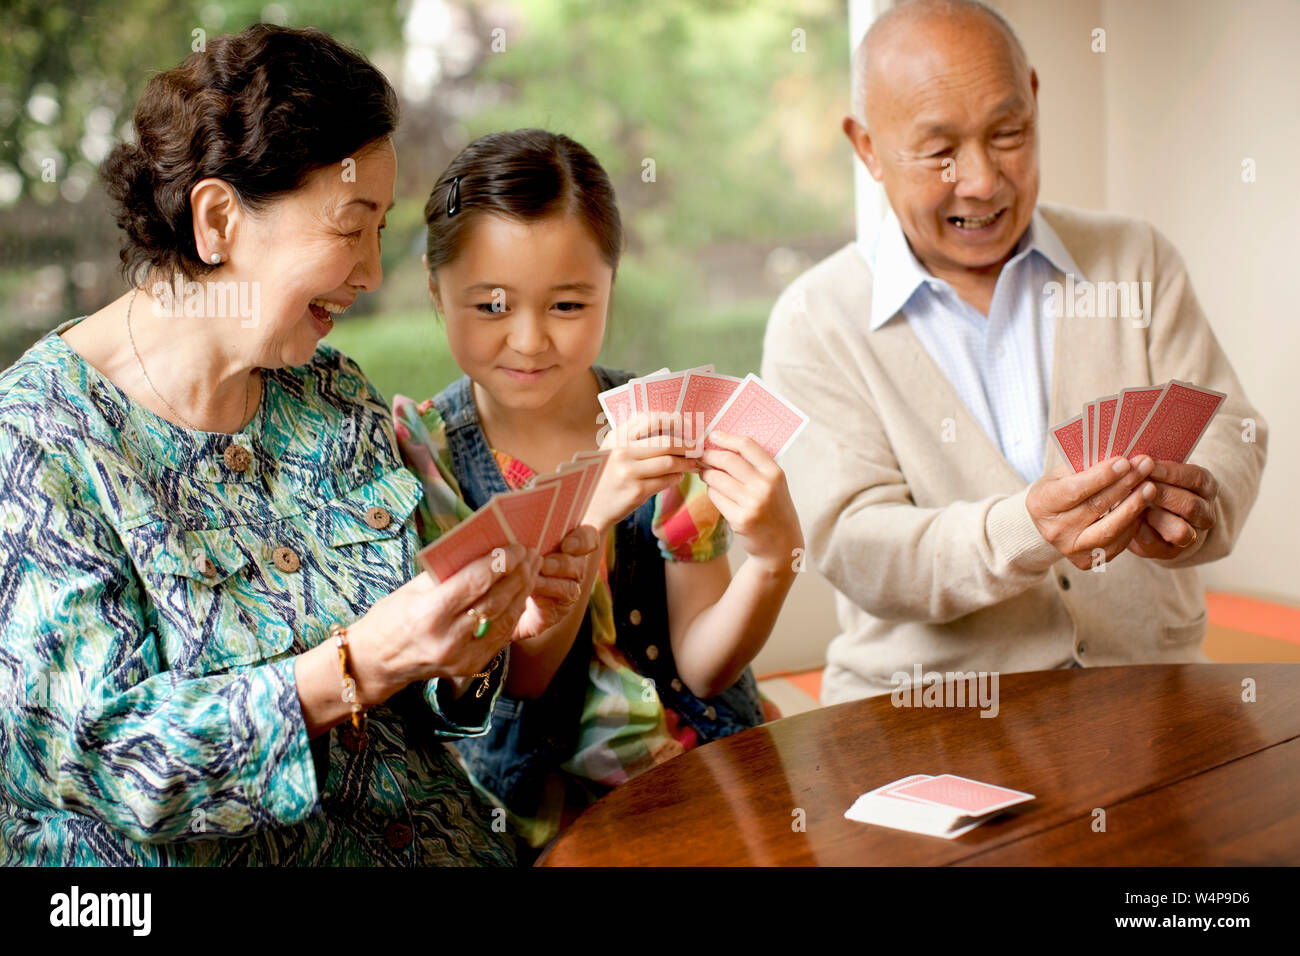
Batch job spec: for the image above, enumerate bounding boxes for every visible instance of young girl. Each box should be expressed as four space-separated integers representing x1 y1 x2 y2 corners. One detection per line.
393 129 804 854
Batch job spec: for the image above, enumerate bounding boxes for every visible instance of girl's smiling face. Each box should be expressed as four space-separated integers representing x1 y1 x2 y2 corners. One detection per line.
431 213 612 414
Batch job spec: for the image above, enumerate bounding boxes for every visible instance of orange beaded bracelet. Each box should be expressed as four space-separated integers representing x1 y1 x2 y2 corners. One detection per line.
330 623 367 738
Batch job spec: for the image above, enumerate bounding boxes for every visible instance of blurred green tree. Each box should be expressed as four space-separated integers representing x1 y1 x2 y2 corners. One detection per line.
0 0 854 390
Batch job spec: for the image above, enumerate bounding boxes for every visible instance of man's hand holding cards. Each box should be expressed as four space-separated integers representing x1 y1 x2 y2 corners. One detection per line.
1033 379 1225 567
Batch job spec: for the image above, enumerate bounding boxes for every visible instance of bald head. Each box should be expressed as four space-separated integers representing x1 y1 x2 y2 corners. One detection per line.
839 0 1041 285
850 0 1031 127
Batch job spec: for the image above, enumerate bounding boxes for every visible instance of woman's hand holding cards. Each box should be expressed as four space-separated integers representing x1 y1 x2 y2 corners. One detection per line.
350 544 541 698
514 525 601 641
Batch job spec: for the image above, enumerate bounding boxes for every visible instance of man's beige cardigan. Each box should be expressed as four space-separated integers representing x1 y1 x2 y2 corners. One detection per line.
761 203 1268 703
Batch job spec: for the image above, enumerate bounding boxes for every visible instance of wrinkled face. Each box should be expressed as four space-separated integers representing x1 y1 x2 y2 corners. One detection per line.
854 19 1039 277
431 213 611 413
218 138 395 368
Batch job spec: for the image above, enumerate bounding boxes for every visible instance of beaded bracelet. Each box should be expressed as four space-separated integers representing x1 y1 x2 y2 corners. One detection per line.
330 623 367 738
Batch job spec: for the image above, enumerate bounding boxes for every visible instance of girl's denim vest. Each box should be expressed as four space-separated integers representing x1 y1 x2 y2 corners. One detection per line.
435 366 765 818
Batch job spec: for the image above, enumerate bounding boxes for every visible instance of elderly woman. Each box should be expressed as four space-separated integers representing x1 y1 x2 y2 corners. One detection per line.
0 24 593 865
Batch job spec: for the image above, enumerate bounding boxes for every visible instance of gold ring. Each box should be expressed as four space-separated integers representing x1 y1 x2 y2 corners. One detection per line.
1185 527 1198 547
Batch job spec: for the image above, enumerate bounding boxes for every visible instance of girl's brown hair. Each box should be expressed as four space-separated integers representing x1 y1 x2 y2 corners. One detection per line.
423 129 623 278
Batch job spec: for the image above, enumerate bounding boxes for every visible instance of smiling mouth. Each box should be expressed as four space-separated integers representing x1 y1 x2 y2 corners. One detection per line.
308 297 350 323
948 209 1006 230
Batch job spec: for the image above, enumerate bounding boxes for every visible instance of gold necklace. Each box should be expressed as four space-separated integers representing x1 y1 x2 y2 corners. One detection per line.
126 287 256 432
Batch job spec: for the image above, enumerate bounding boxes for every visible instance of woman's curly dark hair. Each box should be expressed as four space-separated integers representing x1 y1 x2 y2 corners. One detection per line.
101 23 398 287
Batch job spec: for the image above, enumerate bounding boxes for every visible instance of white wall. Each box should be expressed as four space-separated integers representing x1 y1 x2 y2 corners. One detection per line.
1091 0 1300 603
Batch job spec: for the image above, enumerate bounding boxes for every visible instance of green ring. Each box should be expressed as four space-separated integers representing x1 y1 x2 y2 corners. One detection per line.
474 616 491 638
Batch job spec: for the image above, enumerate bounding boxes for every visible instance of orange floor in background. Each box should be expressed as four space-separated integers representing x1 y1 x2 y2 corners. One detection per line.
758 590 1300 711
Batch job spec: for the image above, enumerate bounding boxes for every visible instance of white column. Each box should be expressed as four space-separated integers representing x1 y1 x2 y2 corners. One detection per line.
849 0 892 250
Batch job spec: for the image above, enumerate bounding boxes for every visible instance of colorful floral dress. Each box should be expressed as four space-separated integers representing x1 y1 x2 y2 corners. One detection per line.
0 318 513 865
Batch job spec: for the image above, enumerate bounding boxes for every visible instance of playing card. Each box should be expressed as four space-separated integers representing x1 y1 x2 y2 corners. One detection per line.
1083 401 1094 469
701 373 809 459
677 371 743 424
878 774 935 800
628 367 669 415
845 775 986 839
887 774 1035 817
417 500 515 583
1096 394 1119 464
568 449 611 533
642 371 688 414
1123 380 1226 462
535 465 588 554
1050 413 1087 473
598 384 634 430
492 483 559 552
1105 385 1164 460
1092 400 1104 468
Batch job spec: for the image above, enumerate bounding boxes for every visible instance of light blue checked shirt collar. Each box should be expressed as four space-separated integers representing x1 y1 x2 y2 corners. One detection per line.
863 206 1086 332
859 207 1087 483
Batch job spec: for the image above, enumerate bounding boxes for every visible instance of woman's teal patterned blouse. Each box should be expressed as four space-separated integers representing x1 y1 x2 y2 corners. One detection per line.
0 318 513 865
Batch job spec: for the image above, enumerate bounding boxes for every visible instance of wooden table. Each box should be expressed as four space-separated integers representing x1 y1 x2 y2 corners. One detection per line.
538 664 1300 865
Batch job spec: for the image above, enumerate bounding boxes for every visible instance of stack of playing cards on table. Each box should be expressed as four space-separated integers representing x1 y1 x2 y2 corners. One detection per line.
416 449 611 582
1051 379 1226 473
598 364 810 461
845 774 1036 839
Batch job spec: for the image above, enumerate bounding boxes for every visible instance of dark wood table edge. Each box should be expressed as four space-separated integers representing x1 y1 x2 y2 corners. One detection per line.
536 664 1300 867
947 731 1300 867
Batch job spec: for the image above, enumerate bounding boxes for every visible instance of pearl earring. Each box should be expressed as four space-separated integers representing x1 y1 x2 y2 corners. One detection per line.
210 253 222 265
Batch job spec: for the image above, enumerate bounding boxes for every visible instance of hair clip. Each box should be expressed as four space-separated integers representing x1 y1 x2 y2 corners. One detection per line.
446 176 461 217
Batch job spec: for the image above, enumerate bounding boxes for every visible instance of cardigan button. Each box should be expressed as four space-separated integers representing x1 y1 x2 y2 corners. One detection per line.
272 546 301 573
384 822 413 850
703 705 717 721
670 678 683 692
364 506 392 530
645 644 659 661
223 444 252 472
629 609 642 625
1058 576 1071 590
1077 643 1087 656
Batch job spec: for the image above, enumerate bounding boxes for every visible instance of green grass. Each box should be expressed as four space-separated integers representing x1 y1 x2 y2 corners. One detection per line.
328 300 773 405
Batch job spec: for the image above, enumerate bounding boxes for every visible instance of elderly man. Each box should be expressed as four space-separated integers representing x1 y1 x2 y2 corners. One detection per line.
762 0 1267 702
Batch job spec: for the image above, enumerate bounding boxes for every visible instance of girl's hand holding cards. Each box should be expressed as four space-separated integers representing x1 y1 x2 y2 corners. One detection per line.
586 410 699 534
696 430 803 571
